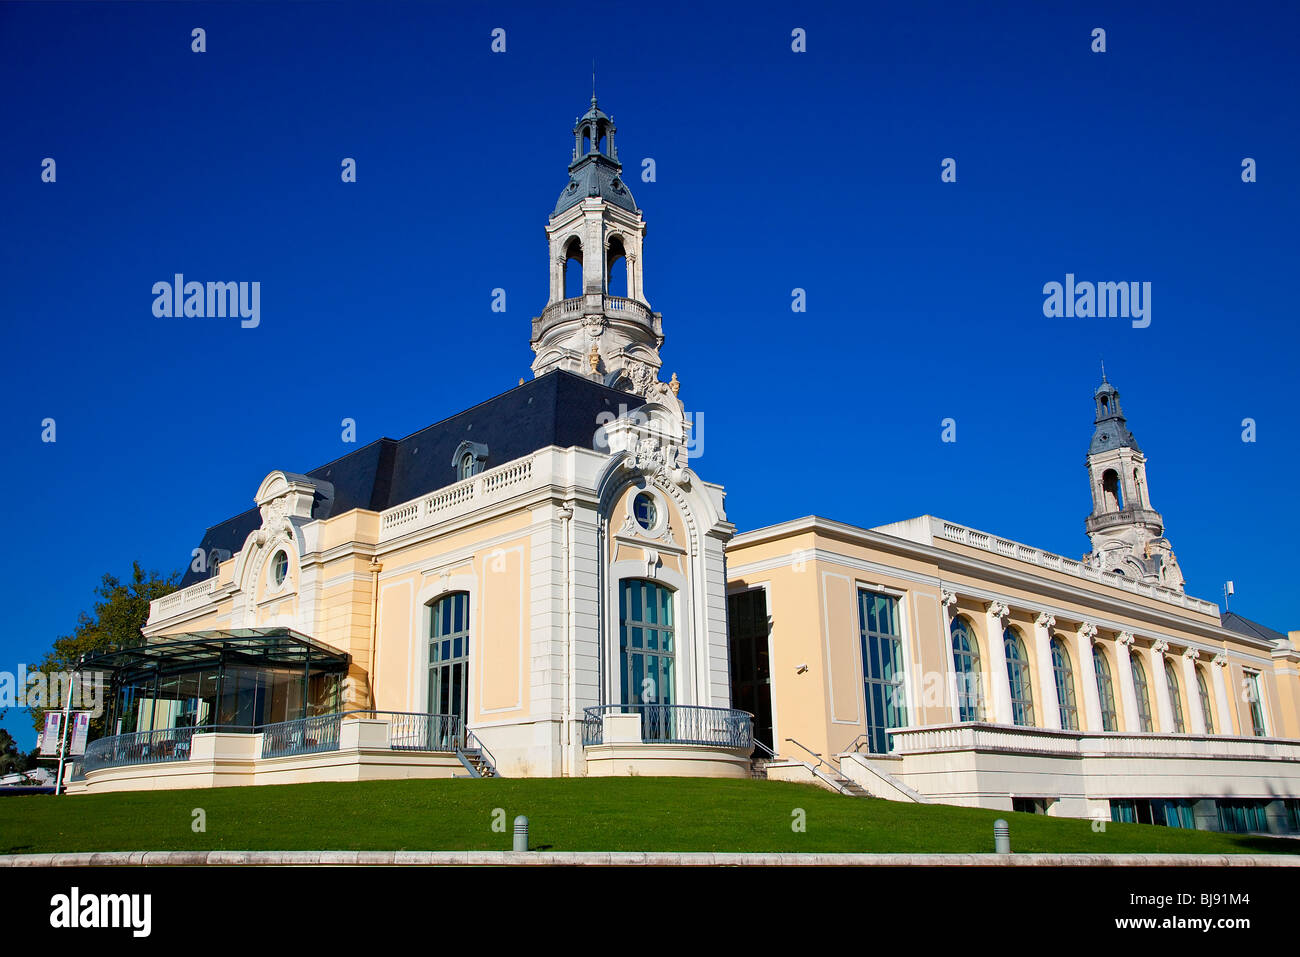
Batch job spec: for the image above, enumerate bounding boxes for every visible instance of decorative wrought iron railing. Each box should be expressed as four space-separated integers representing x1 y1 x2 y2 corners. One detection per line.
259 713 345 758
342 711 464 752
75 712 464 772
581 704 754 750
82 726 199 774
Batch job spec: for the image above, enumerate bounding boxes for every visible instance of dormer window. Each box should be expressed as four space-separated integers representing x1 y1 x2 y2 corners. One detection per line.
452 441 489 481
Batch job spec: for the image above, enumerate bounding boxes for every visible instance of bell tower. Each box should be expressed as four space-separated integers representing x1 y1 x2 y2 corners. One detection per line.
530 95 666 397
1083 373 1184 591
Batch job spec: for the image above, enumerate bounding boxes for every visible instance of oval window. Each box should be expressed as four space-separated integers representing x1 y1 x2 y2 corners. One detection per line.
271 550 289 586
633 492 657 531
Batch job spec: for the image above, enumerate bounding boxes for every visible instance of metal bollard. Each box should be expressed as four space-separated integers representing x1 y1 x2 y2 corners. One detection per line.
994 818 1010 854
513 815 529 852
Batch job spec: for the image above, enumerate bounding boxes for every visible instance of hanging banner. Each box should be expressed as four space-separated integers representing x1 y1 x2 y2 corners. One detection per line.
69 712 91 756
39 712 63 756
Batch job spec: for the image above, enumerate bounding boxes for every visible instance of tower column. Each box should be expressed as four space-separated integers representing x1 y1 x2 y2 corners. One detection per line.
1150 639 1176 732
1033 613 1061 730
1181 648 1206 734
1114 632 1142 732
1212 651 1235 734
1075 622 1104 731
985 601 1013 724
940 590 962 723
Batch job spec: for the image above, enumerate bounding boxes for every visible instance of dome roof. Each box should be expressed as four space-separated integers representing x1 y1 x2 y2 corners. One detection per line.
554 160 638 216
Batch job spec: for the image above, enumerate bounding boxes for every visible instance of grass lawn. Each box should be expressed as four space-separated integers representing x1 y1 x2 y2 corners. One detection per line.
1 778 1293 855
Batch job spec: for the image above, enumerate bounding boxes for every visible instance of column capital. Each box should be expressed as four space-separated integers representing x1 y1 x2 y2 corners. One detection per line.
986 600 1011 620
1116 631 1136 647
1078 621 1099 642
1182 647 1201 662
1035 612 1056 629
940 588 958 608
1152 638 1171 656
1212 650 1230 667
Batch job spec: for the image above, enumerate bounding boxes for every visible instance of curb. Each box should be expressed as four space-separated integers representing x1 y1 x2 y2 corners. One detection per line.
2 850 1298 866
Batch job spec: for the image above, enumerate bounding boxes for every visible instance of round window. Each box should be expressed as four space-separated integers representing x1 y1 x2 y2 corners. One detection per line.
633 491 657 531
271 550 289 586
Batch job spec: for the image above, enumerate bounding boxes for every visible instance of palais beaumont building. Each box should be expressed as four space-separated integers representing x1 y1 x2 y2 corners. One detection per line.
72 97 1300 835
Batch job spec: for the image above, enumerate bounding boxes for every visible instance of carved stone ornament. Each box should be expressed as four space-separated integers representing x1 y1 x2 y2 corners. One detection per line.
1152 638 1171 656
987 600 1011 620
255 498 293 547
1116 631 1136 647
1182 647 1200 662
1078 621 1099 643
940 589 958 608
1035 612 1056 629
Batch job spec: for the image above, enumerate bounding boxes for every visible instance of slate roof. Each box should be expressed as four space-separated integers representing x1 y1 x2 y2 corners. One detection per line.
554 155 638 216
180 370 639 587
1220 611 1288 645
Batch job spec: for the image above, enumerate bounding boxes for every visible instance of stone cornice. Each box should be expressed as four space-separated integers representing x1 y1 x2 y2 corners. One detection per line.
727 516 1269 653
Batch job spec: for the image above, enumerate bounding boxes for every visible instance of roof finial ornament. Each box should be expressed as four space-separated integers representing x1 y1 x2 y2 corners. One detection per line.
592 59 597 106
1100 358 1107 383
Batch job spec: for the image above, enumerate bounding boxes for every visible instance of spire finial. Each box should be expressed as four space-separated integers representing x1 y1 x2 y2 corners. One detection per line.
1100 359 1107 383
592 60 597 105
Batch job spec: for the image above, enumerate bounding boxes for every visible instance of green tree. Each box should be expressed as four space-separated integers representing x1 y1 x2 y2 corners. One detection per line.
26 562 179 741
0 727 27 776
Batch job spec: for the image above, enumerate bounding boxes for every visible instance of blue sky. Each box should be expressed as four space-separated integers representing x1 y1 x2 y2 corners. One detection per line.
2 1 1297 748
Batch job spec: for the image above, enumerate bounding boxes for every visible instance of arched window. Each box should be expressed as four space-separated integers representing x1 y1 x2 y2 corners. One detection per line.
457 451 476 480
1093 645 1119 731
563 236 583 299
950 617 984 722
606 235 629 298
428 592 469 735
1051 637 1079 730
1102 469 1124 511
1003 628 1035 727
619 579 675 708
1196 666 1215 734
1131 655 1154 732
1164 658 1186 732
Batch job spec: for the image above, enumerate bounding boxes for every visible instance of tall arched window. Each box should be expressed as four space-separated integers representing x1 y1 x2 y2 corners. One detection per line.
1093 645 1119 731
1131 655 1154 732
950 617 984 722
563 236 583 299
1163 658 1186 732
606 235 629 298
428 592 469 735
1196 665 1215 734
1102 469 1124 511
1051 637 1079 730
619 579 675 708
1003 628 1035 727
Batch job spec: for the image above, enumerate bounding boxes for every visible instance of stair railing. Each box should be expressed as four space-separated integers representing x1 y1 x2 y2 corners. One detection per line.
784 737 859 795
464 730 500 778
